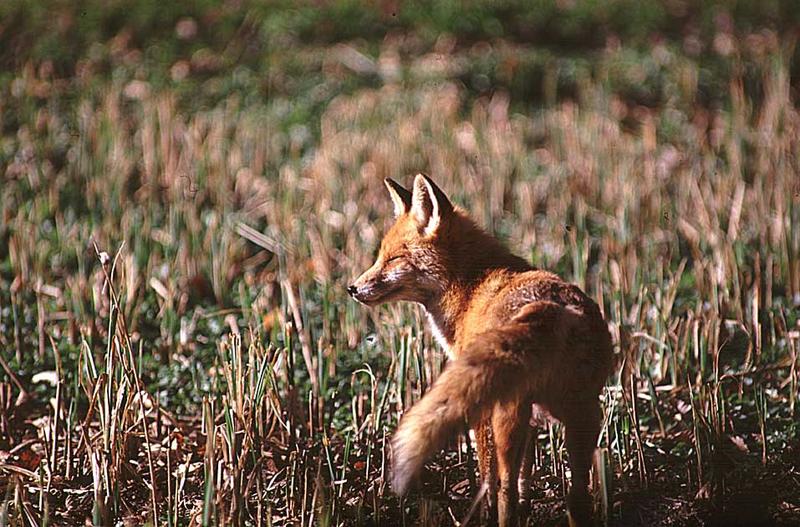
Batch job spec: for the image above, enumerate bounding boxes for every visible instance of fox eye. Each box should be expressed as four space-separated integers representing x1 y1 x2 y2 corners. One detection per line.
385 255 403 264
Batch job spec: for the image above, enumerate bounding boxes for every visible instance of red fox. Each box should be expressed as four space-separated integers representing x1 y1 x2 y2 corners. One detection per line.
348 175 613 527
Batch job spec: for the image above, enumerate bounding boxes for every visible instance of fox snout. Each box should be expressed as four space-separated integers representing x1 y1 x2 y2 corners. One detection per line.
347 282 371 304
346 282 373 304
347 269 391 305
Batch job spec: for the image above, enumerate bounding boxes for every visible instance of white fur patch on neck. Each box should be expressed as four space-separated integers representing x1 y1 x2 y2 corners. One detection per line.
425 311 454 359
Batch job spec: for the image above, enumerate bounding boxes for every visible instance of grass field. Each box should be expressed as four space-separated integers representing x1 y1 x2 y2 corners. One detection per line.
1 1 799 525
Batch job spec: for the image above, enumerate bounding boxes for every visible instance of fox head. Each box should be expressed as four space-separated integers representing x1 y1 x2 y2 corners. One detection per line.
347 174 457 306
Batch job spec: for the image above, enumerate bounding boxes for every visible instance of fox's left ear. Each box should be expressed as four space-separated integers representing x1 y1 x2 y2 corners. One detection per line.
384 178 412 217
410 174 453 236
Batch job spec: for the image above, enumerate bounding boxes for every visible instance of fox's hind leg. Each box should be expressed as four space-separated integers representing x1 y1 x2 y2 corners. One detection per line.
564 400 601 527
476 420 497 522
493 400 531 527
516 425 534 517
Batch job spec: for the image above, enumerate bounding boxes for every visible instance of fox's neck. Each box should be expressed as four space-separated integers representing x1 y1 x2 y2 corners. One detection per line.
423 221 531 355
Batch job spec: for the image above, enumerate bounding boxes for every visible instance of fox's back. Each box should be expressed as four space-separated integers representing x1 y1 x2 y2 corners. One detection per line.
460 269 613 400
494 270 602 319
464 270 604 328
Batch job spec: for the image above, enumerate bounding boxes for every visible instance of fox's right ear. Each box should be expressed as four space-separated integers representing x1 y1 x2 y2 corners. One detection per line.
410 173 453 236
384 178 412 217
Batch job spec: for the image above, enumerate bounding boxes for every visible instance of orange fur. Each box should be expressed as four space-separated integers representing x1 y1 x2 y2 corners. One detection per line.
349 175 614 527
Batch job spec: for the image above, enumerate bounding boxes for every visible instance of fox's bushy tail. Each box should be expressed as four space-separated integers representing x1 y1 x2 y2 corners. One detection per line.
391 328 532 495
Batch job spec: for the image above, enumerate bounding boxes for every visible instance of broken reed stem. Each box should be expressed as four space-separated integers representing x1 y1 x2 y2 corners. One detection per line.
48 335 62 490
94 242 159 525
282 279 320 411
628 374 648 486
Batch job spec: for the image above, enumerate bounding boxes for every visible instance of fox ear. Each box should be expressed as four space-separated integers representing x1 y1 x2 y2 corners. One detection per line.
384 178 411 217
410 174 453 236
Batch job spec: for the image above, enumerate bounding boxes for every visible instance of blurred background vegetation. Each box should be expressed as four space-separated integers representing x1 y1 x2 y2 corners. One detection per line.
1 1 799 526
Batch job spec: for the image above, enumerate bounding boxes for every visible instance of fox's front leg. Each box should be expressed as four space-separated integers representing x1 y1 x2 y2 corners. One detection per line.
475 420 497 521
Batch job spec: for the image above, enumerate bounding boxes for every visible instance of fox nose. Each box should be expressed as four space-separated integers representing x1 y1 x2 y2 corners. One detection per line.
347 285 357 297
